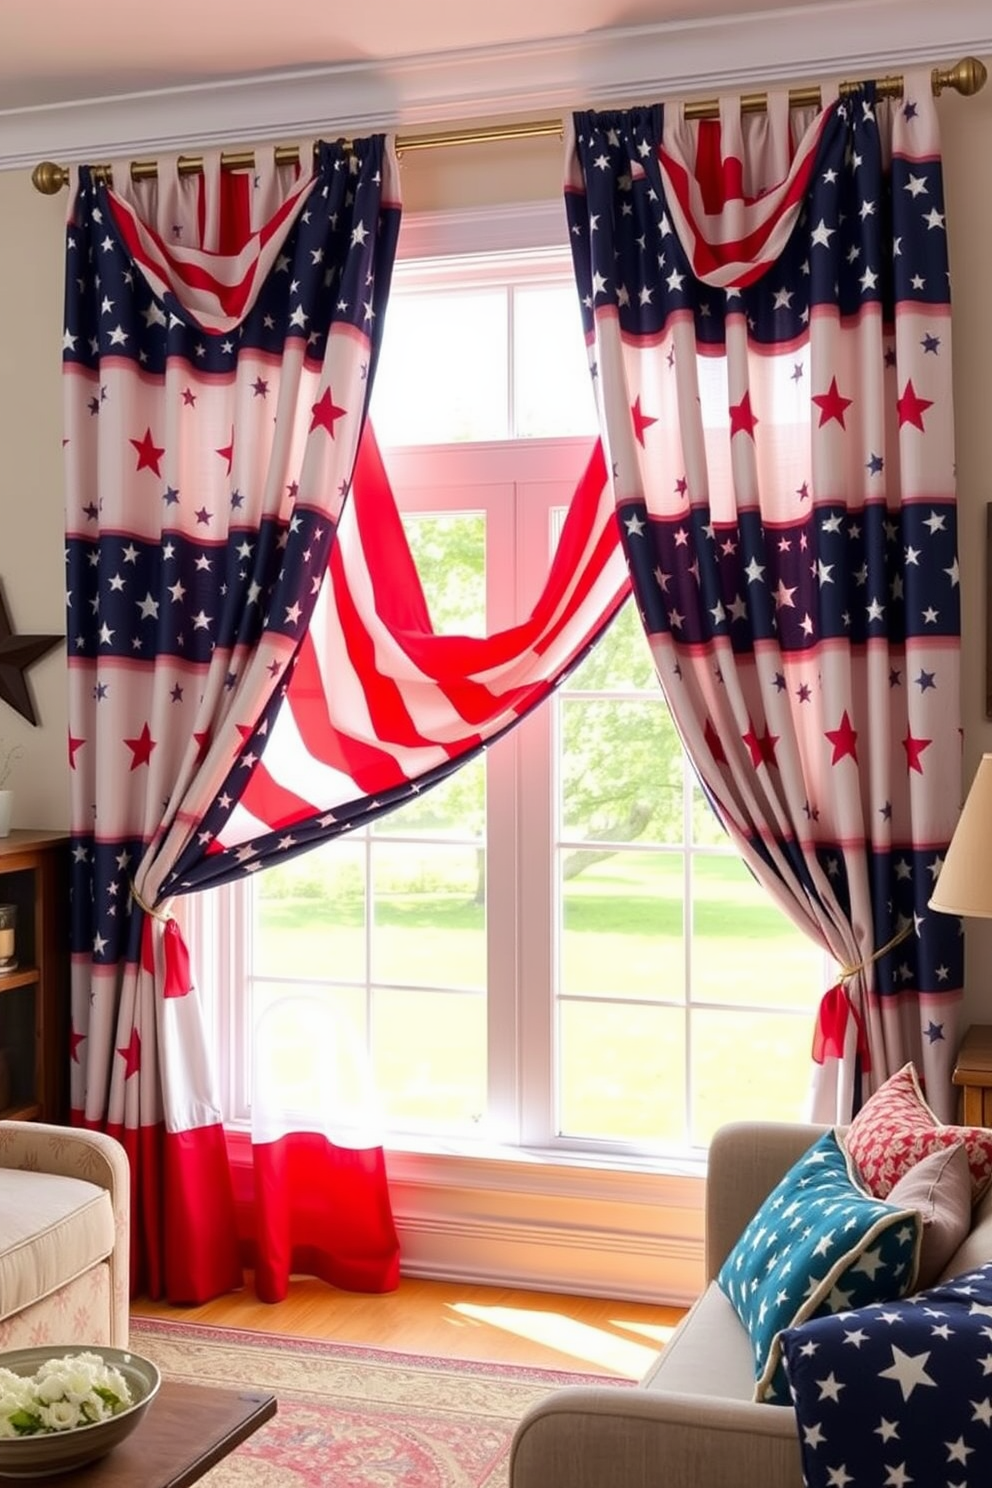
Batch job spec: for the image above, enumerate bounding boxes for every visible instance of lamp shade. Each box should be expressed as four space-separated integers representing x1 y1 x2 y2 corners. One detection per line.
929 752 992 917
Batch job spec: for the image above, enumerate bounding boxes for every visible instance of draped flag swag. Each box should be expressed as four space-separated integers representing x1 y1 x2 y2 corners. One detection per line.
565 74 963 1120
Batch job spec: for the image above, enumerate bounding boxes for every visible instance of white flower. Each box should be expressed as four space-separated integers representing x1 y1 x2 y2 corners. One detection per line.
39 1401 83 1431
0 1352 133 1436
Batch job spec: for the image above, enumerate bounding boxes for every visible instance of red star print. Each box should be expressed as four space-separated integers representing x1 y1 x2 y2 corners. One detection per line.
896 380 934 431
903 729 932 773
124 722 156 770
310 387 348 437
216 428 235 474
631 395 657 447
69 1026 86 1063
68 732 85 769
825 710 858 765
118 1027 141 1080
193 730 211 763
812 377 853 429
130 427 165 475
704 718 727 764
729 390 759 438
742 720 779 768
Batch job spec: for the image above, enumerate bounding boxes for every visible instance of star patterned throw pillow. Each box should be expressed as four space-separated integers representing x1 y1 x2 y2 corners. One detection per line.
781 1262 992 1488
717 1130 921 1402
844 1061 992 1203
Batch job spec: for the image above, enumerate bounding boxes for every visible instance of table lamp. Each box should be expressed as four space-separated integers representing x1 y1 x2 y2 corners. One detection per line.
929 752 992 917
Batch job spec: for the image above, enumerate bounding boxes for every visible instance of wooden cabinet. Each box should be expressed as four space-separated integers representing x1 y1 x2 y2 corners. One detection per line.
952 1024 992 1127
0 831 69 1122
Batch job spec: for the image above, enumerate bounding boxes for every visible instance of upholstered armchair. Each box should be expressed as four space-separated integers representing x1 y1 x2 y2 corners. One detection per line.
0 1121 130 1350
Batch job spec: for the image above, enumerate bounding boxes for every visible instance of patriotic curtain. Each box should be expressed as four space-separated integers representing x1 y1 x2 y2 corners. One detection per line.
565 75 962 1120
170 424 629 875
63 139 402 1301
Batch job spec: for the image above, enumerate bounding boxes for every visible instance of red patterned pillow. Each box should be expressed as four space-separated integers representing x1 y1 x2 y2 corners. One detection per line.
844 1062 992 1203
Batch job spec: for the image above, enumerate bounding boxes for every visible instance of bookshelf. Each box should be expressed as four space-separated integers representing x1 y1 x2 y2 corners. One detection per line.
0 830 69 1122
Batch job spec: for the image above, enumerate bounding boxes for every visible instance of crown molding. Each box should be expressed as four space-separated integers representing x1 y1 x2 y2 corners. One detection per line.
3 0 990 173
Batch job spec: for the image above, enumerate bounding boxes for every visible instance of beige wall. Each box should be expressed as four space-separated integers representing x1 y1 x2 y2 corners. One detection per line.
0 172 69 828
3 67 992 1020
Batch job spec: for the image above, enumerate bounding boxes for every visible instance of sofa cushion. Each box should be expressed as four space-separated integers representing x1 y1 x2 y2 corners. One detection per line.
641 1282 759 1402
885 1140 972 1288
0 1169 115 1321
717 1130 920 1403
780 1261 992 1488
844 1061 992 1201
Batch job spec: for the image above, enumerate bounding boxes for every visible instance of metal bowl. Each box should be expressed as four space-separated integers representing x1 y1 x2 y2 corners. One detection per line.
0 1345 160 1478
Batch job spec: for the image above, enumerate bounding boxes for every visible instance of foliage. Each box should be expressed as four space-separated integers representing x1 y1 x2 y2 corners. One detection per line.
0 741 23 791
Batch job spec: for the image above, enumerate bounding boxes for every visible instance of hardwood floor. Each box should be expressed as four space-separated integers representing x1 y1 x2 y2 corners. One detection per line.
131 1275 685 1379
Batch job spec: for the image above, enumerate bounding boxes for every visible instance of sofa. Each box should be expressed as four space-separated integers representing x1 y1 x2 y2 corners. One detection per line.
0 1120 130 1351
509 1117 992 1488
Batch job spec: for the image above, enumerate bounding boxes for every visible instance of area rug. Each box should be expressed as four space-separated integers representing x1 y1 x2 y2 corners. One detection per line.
128 1317 624 1487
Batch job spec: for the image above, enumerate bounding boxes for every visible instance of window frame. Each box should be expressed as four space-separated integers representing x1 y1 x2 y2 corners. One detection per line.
186 212 827 1169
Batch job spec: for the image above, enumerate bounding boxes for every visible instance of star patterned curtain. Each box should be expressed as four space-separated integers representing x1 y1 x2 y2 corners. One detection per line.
63 139 401 1301
565 75 963 1121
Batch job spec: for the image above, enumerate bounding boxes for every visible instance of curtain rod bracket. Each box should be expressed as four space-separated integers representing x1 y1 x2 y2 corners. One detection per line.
31 54 987 195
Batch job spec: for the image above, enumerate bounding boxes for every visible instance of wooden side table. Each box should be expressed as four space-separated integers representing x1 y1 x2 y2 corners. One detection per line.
952 1024 992 1125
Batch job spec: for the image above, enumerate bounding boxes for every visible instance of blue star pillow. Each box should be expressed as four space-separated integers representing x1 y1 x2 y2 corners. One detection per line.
781 1263 992 1488
717 1130 921 1401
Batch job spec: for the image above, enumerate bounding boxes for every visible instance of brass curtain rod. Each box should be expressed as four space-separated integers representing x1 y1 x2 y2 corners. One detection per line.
31 54 987 195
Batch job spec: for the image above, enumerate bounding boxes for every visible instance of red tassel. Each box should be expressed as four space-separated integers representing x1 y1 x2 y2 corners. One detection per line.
812 981 872 1073
812 983 849 1064
162 917 193 999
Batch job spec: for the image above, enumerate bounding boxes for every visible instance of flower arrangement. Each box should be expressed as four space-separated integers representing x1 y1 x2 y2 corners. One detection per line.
0 741 22 792
0 1352 133 1437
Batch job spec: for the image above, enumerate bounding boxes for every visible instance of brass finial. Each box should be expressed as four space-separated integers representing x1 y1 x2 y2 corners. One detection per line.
31 161 68 195
933 56 988 97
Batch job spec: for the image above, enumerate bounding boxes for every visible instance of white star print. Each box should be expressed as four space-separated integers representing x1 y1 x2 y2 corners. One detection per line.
879 1346 937 1401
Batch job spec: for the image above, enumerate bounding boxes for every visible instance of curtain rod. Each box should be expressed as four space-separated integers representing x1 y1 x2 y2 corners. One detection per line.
31 54 987 195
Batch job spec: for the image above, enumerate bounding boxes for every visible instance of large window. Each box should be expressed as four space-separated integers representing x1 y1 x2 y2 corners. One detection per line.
199 249 826 1159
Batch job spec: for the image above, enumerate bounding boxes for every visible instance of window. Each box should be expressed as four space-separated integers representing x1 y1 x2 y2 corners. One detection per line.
197 246 826 1160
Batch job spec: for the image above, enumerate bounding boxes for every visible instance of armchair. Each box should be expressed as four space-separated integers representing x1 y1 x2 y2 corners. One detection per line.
0 1121 130 1351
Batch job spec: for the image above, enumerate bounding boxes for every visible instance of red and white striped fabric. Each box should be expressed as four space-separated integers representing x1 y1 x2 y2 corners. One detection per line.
658 93 837 288
215 423 630 848
105 152 318 331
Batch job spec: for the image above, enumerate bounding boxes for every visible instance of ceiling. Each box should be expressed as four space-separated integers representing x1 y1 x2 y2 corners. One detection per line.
3 0 990 172
1 0 883 111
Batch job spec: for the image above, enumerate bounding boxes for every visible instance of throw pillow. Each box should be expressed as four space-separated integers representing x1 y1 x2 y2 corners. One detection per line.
716 1130 920 1403
885 1140 972 1288
844 1061 992 1202
781 1262 992 1488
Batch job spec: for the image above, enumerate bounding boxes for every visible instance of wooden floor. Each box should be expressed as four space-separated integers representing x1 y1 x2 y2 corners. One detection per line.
132 1275 685 1380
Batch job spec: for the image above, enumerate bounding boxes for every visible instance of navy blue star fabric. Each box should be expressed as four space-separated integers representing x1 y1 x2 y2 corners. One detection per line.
783 1261 992 1487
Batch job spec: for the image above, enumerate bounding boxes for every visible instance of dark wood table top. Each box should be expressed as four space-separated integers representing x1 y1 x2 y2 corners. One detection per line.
1 1379 277 1487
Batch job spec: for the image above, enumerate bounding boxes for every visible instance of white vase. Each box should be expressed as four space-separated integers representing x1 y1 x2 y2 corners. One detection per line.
0 792 12 838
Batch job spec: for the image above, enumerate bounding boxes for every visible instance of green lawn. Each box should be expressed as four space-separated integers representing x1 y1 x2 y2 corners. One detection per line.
252 850 824 1147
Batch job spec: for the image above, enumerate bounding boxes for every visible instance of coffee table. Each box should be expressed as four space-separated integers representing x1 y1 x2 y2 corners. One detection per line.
0 1379 277 1486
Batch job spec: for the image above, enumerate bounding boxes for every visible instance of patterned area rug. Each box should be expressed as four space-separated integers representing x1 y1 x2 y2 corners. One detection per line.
129 1317 622 1487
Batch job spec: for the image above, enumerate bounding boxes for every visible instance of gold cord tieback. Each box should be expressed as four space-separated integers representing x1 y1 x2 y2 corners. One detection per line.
128 879 170 922
837 919 914 984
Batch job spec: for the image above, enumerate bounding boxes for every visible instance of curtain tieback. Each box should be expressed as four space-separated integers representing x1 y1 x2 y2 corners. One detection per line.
130 880 193 999
812 922 913 1072
836 920 913 984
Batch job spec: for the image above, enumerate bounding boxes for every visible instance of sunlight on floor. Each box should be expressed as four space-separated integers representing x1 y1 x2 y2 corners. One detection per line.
615 1319 678 1347
448 1303 677 1378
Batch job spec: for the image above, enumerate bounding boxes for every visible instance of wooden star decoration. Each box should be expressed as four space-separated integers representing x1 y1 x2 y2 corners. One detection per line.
0 585 63 726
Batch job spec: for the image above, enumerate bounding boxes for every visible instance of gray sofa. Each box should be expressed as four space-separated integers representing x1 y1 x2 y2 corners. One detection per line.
509 1120 992 1488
